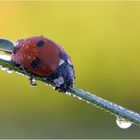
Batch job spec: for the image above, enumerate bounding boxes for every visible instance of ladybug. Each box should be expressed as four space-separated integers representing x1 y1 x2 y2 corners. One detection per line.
8 36 75 92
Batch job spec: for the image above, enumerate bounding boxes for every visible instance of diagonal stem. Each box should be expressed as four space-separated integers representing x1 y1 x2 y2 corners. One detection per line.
69 88 140 126
0 57 140 127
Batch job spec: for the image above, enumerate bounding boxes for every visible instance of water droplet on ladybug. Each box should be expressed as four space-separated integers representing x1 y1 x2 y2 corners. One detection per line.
116 116 132 129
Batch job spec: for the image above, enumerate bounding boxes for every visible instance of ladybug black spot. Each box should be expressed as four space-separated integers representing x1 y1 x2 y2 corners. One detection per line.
31 57 42 68
36 40 45 47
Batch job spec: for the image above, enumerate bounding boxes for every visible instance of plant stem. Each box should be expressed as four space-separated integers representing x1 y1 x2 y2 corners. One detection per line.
69 88 140 126
0 58 140 127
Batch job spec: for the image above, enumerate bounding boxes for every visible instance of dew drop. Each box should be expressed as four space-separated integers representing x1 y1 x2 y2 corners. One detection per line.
77 96 83 100
72 94 76 98
65 92 72 96
30 84 37 88
1 67 6 71
86 101 90 104
29 78 37 87
116 116 132 129
0 54 11 61
7 69 13 74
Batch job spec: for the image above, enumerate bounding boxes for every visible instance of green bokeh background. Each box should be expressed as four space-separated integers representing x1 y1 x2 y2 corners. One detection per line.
0 1 140 138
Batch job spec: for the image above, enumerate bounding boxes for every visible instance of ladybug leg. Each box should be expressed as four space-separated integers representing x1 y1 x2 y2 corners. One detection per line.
29 77 37 87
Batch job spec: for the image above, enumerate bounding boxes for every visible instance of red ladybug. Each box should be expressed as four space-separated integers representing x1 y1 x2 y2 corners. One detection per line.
11 36 75 92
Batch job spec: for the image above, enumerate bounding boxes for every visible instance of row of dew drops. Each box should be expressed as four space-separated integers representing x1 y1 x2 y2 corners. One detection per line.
0 64 132 129
64 91 132 129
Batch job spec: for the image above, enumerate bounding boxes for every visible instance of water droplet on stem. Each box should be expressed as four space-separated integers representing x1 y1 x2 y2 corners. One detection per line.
7 69 13 74
29 77 37 87
116 116 132 129
1 67 6 71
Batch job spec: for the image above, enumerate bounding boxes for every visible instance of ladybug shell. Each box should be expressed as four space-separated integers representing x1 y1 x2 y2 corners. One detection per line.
11 36 71 77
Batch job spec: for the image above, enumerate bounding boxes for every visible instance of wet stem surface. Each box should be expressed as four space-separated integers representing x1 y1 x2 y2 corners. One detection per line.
0 57 140 129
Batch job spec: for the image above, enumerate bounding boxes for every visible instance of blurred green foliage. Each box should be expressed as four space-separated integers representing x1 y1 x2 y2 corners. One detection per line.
0 1 140 138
